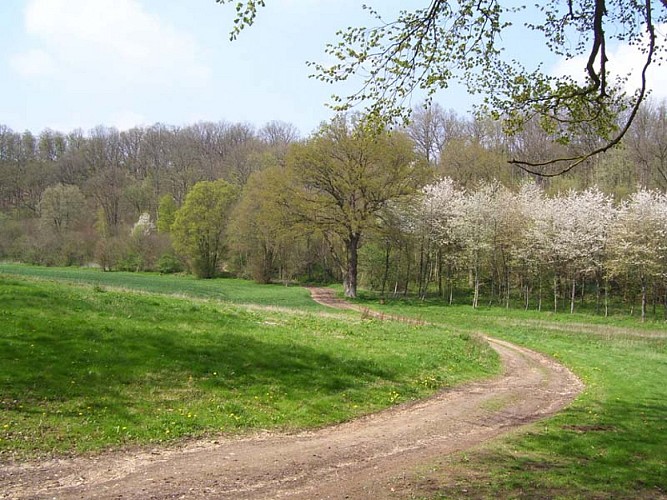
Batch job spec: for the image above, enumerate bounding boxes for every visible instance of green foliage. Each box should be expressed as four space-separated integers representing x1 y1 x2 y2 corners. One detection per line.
157 194 177 234
216 0 266 41
229 166 296 283
358 241 391 291
286 114 429 297
157 253 184 274
229 164 334 285
171 180 238 278
0 274 498 458
94 207 110 239
115 252 143 272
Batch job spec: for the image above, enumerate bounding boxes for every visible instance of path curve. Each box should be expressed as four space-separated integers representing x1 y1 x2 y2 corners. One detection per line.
0 289 583 499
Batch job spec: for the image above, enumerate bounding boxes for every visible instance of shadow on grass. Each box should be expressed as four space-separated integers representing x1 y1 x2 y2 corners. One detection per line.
0 277 393 426
416 397 667 499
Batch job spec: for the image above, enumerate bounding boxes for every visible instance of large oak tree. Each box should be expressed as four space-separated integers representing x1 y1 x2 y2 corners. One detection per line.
287 115 427 298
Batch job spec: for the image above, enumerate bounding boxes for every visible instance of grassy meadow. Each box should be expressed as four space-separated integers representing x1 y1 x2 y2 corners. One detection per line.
1 264 665 498
0 267 498 458
0 263 321 309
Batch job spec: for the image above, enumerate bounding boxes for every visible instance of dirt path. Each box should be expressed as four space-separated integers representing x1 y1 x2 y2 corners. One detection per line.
0 289 583 499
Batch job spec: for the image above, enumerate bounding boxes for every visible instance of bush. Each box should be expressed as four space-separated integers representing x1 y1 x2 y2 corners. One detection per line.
116 252 143 272
157 253 184 274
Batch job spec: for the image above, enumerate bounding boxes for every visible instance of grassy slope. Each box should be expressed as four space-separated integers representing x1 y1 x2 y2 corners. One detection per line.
0 263 321 309
0 272 498 458
3 264 664 496
356 298 667 498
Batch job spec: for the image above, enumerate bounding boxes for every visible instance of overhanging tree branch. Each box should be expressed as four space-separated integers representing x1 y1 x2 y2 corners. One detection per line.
509 0 657 176
218 0 666 173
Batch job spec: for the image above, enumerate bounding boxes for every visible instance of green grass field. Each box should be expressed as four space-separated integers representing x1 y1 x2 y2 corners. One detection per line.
1 265 665 498
354 296 667 498
0 263 321 309
0 270 498 458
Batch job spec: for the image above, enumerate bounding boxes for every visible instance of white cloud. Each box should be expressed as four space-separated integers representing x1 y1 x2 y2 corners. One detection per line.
552 24 667 101
10 48 56 78
13 0 210 88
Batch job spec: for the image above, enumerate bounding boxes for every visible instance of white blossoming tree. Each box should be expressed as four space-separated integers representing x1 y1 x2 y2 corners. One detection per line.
607 189 667 321
416 177 464 301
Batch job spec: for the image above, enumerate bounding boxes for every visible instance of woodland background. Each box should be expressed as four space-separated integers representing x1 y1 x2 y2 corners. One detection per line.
2 100 667 316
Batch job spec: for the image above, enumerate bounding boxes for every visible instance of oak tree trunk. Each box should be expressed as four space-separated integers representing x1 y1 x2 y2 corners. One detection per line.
343 233 361 298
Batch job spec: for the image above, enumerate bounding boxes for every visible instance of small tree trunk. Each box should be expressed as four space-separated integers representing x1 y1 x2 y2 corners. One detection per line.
392 247 401 298
473 264 480 309
403 244 411 297
343 233 360 298
604 278 609 317
448 262 454 305
437 249 443 299
380 241 391 299
423 256 434 300
504 266 510 309
641 279 647 323
538 273 542 312
553 274 558 313
419 244 432 300
570 277 576 314
595 276 601 315
417 237 425 298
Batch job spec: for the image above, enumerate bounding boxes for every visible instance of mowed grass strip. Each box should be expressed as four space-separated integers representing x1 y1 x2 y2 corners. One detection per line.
356 298 667 498
0 276 499 459
0 263 321 310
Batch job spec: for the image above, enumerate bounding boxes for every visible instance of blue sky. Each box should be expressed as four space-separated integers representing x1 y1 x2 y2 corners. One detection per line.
1 0 665 137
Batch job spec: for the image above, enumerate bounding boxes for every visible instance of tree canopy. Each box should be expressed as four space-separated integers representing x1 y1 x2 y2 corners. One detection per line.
286 115 427 297
3 113 667 315
218 0 666 174
171 179 238 278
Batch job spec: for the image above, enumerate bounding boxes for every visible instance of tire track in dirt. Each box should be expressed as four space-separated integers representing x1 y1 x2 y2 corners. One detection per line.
0 288 583 499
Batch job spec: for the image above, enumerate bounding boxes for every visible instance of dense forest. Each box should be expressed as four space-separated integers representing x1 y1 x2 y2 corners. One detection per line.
1 100 667 316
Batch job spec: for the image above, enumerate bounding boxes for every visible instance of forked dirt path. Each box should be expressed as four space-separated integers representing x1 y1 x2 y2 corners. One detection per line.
0 288 583 499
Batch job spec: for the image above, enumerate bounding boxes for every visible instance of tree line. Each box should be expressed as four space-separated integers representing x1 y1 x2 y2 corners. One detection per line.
397 179 667 320
1 100 667 315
